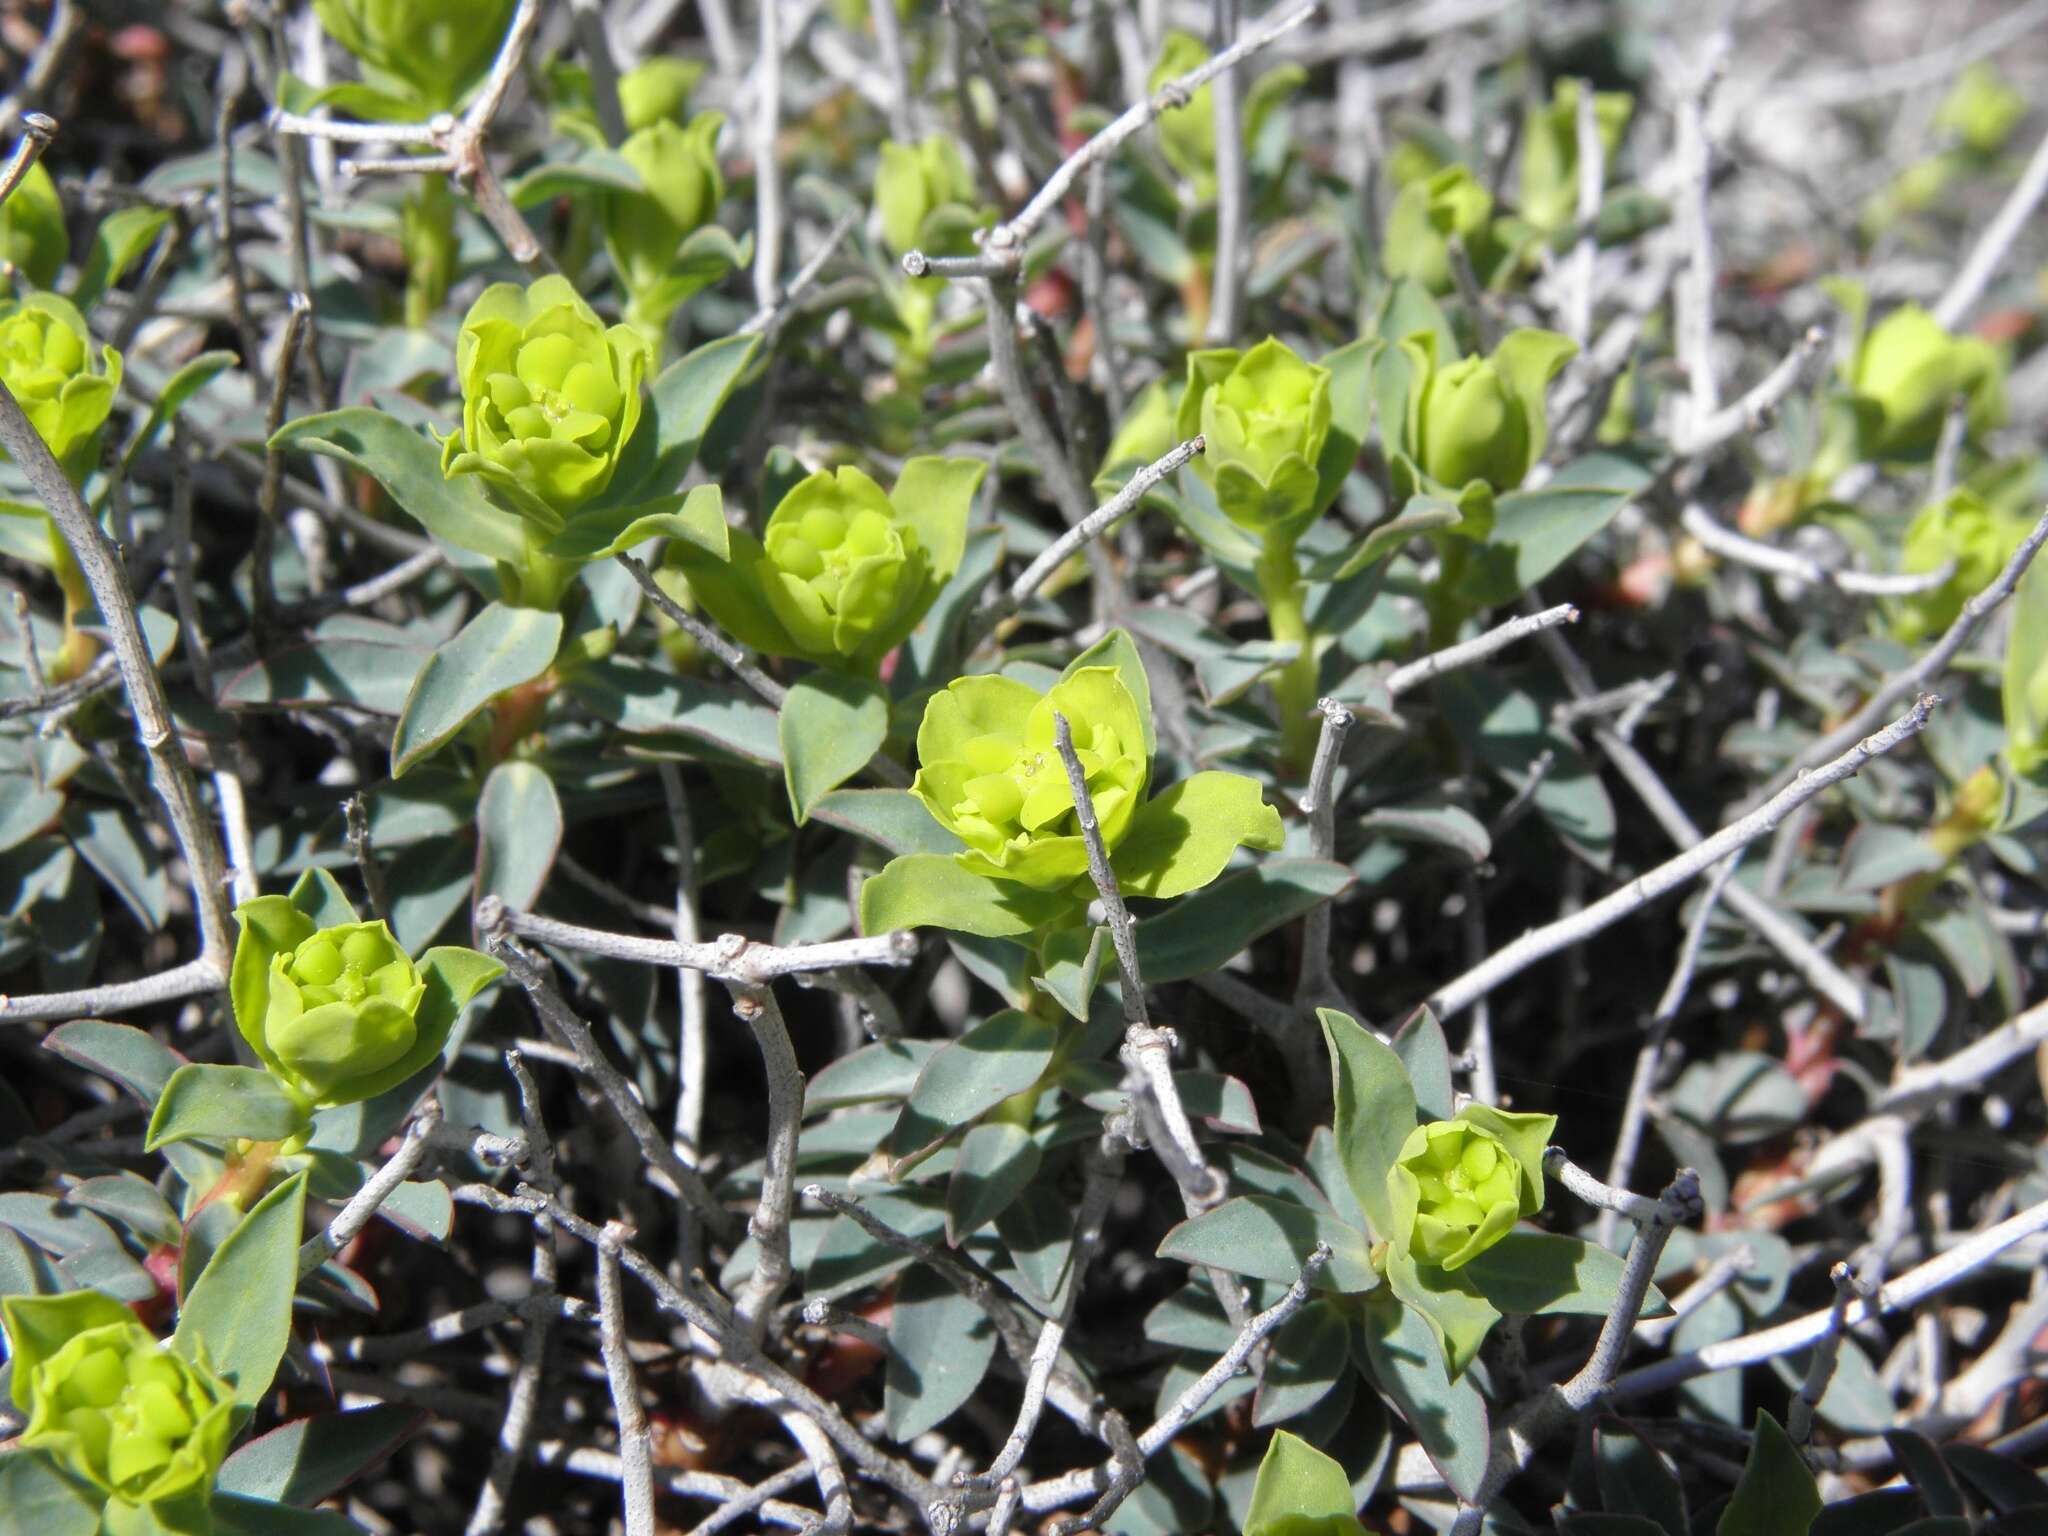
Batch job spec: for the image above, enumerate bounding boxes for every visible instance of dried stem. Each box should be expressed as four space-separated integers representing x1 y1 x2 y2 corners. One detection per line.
0 379 234 1021
597 1223 657 1536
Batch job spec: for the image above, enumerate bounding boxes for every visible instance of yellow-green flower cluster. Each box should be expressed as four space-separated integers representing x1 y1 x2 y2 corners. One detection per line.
1176 338 1332 539
1388 1107 1552 1271
0 293 122 476
443 275 651 524
4 1293 234 1527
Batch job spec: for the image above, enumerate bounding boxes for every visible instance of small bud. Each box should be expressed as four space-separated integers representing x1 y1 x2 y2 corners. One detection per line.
1847 303 2005 463
1174 337 1332 539
873 137 989 262
229 895 500 1111
1383 165 1499 295
1396 328 1576 506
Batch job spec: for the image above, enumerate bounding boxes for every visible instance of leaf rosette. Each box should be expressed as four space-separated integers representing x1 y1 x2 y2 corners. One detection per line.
861 638 1286 937
3 1291 236 1532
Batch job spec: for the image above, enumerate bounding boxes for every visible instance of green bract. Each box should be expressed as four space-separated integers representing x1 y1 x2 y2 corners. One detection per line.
0 160 66 292
874 136 990 260
1827 283 2005 463
1893 489 2033 643
2005 557 2048 780
1176 338 1332 537
0 292 122 476
1394 328 1576 514
672 458 983 672
230 892 502 1113
1389 1114 1543 1270
604 112 727 322
312 0 516 117
1099 376 1181 476
1518 79 1631 236
1243 1430 1367 1536
443 274 652 524
4 1291 234 1529
1852 305 2005 461
1383 165 1499 294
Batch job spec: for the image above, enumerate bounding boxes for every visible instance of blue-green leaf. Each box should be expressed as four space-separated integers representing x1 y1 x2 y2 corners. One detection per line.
1320 1009 1413 1240
1157 1195 1378 1294
270 409 531 563
475 760 563 913
1133 859 1353 981
391 603 563 777
146 1065 310 1151
780 671 890 824
217 1405 419 1506
174 1171 309 1409
1718 1412 1822 1536
887 1008 1057 1167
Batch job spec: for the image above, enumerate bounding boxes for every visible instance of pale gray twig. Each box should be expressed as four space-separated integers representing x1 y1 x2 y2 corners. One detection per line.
298 1102 442 1277
1789 1262 1865 1444
0 377 234 1021
0 111 55 207
1427 695 1934 1020
597 1223 657 1536
481 898 916 984
1934 122 2048 329
1611 1195 2048 1402
1385 603 1579 698
1669 327 1829 458
1206 0 1247 343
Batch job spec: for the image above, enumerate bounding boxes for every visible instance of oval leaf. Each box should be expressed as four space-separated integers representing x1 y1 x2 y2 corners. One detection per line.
174 1170 310 1409
780 671 890 824
391 603 563 777
146 1064 310 1150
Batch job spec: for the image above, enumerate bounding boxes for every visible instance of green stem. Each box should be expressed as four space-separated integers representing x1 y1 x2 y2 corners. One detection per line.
516 546 579 613
402 175 457 332
1259 539 1320 775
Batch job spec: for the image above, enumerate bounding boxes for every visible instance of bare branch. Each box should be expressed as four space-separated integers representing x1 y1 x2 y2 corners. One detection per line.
597 1223 657 1536
0 375 234 1020
480 898 916 983
0 111 56 207
1427 695 1934 1019
299 1102 441 1277
1611 1195 2048 1402
1385 603 1580 698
